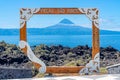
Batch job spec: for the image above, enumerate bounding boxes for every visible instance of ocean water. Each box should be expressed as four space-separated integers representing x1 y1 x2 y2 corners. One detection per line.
0 35 120 50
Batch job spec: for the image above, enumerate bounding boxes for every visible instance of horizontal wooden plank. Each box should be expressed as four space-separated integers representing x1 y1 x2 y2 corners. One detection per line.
35 8 83 14
46 66 84 73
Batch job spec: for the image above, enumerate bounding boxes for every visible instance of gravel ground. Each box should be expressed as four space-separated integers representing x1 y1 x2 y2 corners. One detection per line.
9 74 120 80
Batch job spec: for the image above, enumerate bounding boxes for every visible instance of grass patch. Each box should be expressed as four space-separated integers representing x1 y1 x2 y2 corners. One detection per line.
64 59 85 66
34 73 45 78
100 67 108 74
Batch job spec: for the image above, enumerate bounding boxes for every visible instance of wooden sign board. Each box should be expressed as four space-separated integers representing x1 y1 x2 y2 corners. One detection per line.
20 8 99 74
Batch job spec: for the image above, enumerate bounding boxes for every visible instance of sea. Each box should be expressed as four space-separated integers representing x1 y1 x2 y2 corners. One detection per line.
0 35 120 50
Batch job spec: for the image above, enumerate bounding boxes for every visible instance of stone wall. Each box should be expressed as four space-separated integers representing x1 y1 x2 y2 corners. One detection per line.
0 68 33 79
106 63 120 74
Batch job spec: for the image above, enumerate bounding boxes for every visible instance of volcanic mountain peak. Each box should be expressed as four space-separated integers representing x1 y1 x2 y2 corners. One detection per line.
59 19 74 24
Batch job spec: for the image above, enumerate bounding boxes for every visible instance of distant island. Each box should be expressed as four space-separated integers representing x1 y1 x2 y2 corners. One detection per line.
0 19 120 35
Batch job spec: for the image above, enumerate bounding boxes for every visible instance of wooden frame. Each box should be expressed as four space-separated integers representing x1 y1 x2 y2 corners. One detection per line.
20 8 99 74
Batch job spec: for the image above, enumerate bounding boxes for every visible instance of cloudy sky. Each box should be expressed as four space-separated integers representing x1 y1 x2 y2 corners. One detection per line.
0 0 120 31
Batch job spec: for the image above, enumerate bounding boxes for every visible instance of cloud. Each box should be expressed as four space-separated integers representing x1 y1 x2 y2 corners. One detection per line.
80 24 91 28
99 18 110 23
99 18 120 31
0 24 19 29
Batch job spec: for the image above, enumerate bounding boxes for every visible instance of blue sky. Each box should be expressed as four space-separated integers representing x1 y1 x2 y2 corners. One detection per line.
0 0 120 31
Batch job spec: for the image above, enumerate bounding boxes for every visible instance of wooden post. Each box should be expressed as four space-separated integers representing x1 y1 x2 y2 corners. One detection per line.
92 21 99 59
20 21 27 54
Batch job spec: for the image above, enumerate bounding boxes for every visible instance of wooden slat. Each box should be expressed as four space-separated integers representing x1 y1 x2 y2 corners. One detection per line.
20 21 27 41
35 8 83 14
92 21 99 59
46 66 84 73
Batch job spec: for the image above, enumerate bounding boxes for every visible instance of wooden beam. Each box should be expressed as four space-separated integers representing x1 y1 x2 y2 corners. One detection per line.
46 66 84 73
92 21 99 59
20 21 27 41
35 8 83 14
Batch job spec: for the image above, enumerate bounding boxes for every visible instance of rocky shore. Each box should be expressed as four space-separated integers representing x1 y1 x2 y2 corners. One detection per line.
0 41 120 68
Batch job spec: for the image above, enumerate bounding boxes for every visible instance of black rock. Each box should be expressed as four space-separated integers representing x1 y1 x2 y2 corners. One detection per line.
0 46 5 52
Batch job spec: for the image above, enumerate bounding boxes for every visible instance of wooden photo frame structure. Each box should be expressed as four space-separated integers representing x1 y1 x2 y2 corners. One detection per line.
20 8 99 74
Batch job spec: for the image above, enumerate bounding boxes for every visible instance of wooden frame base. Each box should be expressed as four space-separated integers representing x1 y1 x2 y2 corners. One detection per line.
46 66 84 73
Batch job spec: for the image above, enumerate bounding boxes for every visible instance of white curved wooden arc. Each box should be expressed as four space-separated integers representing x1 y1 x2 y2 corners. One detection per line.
79 53 100 75
19 40 46 74
79 8 99 28
20 8 40 28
